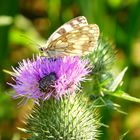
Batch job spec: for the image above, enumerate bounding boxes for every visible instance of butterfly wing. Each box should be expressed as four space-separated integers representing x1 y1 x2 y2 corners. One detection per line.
46 24 99 57
48 16 88 42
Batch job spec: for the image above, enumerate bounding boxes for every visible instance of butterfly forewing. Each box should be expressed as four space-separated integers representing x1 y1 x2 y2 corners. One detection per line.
41 16 100 57
48 16 88 42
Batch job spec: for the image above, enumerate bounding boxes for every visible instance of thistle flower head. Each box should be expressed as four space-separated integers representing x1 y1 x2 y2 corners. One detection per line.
9 56 91 102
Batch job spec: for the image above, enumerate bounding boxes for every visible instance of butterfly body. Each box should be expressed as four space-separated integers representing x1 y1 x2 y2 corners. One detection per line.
40 16 99 57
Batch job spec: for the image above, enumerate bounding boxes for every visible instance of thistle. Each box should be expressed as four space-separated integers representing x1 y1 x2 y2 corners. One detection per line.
9 56 100 139
9 56 91 103
26 95 100 140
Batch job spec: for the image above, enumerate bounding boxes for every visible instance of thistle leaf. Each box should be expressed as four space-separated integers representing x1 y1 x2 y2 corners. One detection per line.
110 67 128 92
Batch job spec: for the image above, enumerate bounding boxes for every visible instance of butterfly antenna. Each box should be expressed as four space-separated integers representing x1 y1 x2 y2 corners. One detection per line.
20 34 43 49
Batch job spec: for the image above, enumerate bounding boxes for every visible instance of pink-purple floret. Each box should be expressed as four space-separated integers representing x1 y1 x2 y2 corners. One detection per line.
9 56 91 102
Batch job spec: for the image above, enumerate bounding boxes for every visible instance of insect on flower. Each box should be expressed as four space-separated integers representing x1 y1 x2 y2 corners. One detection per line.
39 72 57 93
40 16 100 57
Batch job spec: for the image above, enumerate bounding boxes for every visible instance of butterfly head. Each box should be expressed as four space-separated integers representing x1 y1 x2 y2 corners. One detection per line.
39 41 52 57
39 47 45 52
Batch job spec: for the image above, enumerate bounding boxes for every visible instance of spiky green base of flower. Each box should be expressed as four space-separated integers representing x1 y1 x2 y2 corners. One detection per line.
24 94 100 140
83 39 115 96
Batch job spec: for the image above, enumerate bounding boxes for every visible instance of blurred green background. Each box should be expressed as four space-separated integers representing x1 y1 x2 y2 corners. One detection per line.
0 0 140 139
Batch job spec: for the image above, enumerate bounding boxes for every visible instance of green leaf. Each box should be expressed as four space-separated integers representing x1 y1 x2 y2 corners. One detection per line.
103 88 140 103
110 67 128 92
114 90 140 103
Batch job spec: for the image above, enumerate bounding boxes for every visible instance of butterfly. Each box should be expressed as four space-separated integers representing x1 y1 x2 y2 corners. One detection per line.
40 16 100 57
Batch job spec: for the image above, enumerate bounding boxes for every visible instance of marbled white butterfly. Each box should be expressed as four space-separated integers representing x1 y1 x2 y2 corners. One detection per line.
40 16 99 57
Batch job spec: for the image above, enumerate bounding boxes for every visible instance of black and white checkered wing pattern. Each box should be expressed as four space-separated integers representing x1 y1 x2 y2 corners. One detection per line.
41 16 100 57
48 16 88 42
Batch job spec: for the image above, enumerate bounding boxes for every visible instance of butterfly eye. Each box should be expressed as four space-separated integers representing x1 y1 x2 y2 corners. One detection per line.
39 47 44 52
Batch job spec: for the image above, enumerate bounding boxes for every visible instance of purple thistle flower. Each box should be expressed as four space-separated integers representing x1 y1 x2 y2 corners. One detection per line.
9 56 91 103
